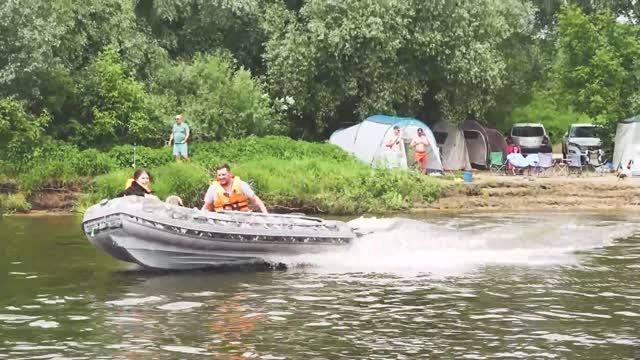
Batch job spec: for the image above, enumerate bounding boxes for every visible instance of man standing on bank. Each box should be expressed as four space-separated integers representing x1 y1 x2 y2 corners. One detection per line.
169 114 190 161
410 128 430 175
201 164 268 213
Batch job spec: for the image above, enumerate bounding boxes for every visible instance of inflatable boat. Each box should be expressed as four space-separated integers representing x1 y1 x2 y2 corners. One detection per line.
82 196 356 270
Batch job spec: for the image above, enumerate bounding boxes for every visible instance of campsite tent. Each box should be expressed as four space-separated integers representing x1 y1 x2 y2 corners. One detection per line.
485 128 508 155
431 121 471 170
461 120 491 168
329 115 443 172
613 115 640 176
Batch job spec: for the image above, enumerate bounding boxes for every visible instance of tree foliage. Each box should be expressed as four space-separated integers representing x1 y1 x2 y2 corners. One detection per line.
2 0 640 151
263 0 533 137
550 5 640 141
0 98 50 170
151 53 284 140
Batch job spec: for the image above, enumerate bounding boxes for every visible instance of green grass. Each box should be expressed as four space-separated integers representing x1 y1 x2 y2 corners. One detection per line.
0 193 31 214
7 136 444 215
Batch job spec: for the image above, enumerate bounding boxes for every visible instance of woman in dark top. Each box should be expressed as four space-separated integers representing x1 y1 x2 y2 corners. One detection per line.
117 169 153 197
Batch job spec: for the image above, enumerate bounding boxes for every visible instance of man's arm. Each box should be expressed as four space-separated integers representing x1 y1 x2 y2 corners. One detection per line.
252 195 268 213
201 186 215 211
240 181 267 213
384 136 396 147
169 129 174 144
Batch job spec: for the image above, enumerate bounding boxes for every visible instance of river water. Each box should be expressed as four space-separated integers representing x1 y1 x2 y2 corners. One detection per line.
1 213 639 359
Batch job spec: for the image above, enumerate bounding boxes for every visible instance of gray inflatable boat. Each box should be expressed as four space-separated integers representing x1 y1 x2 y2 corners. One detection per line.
82 196 356 270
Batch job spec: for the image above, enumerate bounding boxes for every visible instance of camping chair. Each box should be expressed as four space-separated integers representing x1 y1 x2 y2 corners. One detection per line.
566 152 585 176
585 149 607 176
506 153 532 176
535 153 554 177
552 158 569 176
489 151 506 175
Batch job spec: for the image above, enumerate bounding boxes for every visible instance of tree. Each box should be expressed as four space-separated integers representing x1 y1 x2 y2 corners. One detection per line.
135 0 266 72
0 98 50 170
262 0 533 139
150 53 284 141
551 5 640 142
71 48 160 147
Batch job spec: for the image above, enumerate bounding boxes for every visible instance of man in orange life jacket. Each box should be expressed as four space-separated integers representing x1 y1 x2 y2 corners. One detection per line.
201 164 268 213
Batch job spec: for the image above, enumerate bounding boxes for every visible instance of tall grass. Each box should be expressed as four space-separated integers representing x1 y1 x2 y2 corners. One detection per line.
0 193 31 214
8 136 443 215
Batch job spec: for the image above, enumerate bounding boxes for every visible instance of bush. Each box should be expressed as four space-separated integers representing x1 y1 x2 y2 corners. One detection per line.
107 144 173 169
0 98 50 172
190 135 354 164
0 193 31 214
19 142 119 191
150 52 285 141
151 163 210 207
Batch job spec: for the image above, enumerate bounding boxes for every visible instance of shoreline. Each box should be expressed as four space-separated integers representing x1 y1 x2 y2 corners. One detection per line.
5 172 639 217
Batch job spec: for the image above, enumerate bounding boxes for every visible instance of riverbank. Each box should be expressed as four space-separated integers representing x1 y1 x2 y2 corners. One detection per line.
419 172 640 212
4 171 639 216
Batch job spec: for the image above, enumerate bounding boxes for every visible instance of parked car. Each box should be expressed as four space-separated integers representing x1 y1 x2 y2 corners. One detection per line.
509 123 550 154
561 124 602 159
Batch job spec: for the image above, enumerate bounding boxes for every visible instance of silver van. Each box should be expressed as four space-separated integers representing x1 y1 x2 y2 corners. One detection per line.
510 123 550 154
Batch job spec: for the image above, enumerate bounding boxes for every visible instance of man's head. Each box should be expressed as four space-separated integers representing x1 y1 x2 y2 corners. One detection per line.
393 126 400 134
417 128 424 136
175 114 184 124
216 163 232 186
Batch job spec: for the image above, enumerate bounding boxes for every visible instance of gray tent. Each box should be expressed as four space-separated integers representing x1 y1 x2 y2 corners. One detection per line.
613 115 640 175
485 128 508 155
461 120 491 168
432 121 471 171
329 115 443 171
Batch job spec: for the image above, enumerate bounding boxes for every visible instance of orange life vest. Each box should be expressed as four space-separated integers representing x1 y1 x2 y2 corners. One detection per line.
212 177 250 212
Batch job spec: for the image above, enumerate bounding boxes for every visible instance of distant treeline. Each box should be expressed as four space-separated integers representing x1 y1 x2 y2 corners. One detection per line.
2 0 640 159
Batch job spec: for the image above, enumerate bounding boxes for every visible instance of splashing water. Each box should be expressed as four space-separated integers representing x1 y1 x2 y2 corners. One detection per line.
265 214 638 276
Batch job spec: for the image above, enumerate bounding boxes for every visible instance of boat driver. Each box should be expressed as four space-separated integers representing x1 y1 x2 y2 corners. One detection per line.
201 164 268 213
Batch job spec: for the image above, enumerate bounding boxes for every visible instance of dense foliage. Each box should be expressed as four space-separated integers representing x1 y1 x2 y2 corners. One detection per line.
3 0 640 215
6 0 634 149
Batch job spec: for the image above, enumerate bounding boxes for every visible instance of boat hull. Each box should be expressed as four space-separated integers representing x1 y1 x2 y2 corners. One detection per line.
83 197 354 270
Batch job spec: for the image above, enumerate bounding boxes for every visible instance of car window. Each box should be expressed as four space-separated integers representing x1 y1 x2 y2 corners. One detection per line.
512 126 544 137
570 126 598 138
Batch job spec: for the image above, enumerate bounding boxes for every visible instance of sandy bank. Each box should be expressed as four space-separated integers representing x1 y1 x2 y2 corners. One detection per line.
419 171 640 212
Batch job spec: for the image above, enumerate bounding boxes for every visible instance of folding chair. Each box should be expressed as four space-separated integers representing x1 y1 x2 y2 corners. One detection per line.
506 153 532 176
535 153 554 177
552 158 569 176
489 151 506 175
567 152 584 176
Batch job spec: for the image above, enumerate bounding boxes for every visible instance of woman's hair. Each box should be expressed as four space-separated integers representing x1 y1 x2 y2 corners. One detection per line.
133 169 152 182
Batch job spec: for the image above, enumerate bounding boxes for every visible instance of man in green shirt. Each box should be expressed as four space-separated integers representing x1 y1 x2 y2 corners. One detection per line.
169 114 190 161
